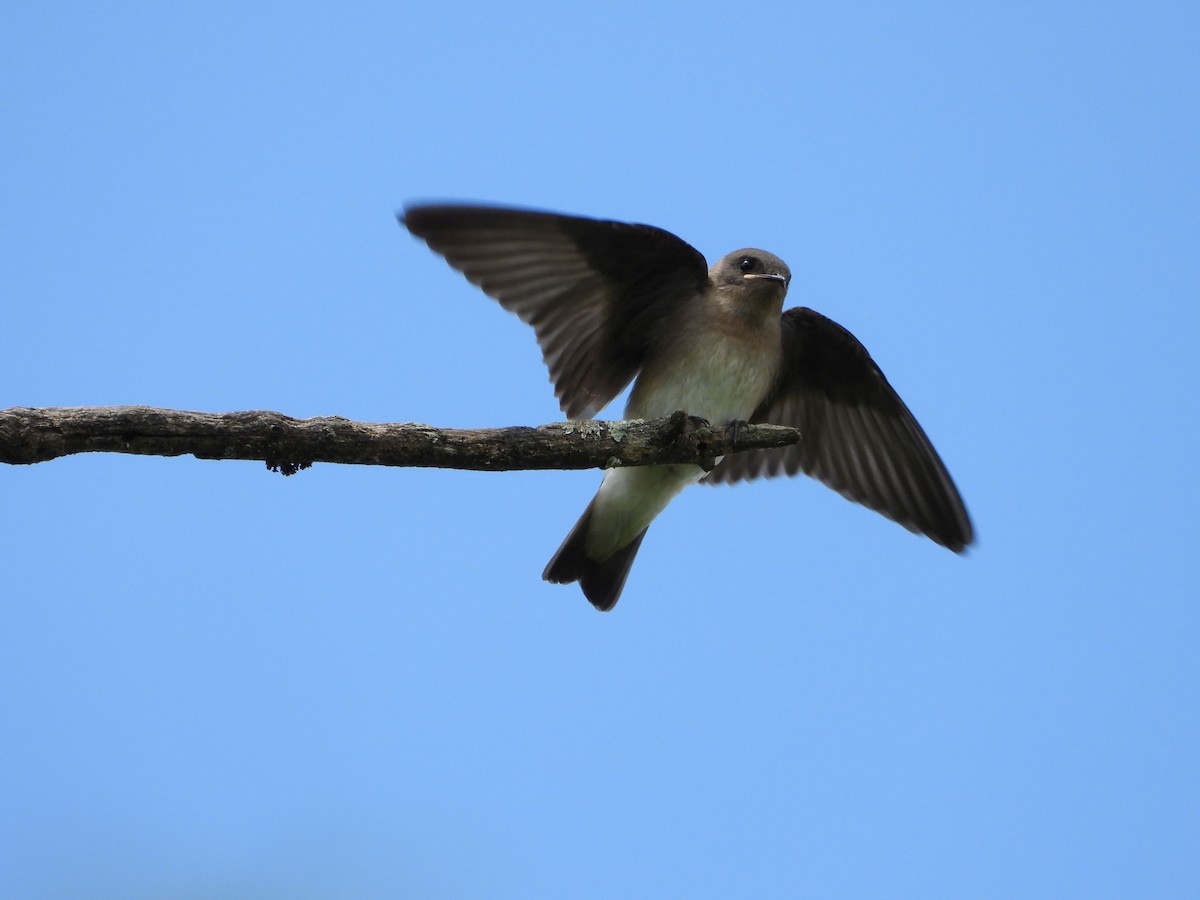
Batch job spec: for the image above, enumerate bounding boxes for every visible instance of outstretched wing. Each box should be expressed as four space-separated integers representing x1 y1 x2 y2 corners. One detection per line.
403 204 710 419
705 307 973 552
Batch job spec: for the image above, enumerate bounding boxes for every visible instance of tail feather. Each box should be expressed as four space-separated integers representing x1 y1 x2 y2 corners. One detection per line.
543 502 649 612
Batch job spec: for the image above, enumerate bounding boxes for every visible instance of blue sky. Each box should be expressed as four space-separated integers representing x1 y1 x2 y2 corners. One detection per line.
2 3 1198 897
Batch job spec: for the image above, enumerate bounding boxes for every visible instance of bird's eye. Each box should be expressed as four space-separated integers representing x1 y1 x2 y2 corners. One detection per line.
738 257 755 273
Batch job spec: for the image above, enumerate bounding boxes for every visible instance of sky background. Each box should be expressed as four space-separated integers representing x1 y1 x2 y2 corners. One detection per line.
2 3 1198 897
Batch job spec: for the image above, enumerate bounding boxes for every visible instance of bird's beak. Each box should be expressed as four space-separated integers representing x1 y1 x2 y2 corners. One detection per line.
743 273 787 284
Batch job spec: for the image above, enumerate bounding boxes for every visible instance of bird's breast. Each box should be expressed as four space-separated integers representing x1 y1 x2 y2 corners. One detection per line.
627 316 780 425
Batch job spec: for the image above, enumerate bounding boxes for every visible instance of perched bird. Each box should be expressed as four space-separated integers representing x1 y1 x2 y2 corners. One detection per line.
402 204 972 611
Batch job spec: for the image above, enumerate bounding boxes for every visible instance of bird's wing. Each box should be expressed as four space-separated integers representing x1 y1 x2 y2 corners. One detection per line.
704 307 973 551
403 204 710 419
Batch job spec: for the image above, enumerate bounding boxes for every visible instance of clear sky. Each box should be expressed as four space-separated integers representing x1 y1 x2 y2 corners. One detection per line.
3 3 1198 897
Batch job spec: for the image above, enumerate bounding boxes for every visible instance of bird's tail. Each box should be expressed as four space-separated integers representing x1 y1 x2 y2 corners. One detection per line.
543 500 649 612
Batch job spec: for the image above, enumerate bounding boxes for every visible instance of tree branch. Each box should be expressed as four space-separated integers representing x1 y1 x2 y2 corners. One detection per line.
0 406 799 475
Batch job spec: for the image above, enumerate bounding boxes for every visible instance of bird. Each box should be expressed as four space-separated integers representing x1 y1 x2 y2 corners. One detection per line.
401 203 973 611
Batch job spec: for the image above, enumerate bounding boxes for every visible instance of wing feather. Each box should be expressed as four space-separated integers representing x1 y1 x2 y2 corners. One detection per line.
706 307 973 551
403 205 709 418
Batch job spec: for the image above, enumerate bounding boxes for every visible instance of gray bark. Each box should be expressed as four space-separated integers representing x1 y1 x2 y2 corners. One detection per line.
0 406 799 475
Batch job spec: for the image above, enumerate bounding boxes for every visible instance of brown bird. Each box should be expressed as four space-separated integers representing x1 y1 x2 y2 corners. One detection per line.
402 204 973 611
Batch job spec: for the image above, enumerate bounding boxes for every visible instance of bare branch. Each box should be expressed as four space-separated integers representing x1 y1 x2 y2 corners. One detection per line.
0 406 799 475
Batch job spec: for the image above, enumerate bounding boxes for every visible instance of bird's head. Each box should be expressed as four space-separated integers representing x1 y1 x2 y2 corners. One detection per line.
713 249 790 292
711 249 791 315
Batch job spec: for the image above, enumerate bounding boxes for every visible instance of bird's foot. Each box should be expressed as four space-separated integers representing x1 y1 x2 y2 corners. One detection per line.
728 419 749 451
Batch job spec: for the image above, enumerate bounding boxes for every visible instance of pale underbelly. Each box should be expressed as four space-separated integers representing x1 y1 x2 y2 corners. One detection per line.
584 339 776 559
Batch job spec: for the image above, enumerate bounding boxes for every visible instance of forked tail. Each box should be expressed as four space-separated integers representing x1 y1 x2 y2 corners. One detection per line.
542 501 649 612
